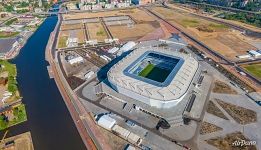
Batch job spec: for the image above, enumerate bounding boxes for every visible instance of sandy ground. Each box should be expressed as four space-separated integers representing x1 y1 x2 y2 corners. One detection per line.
57 29 85 47
62 8 156 22
108 23 156 41
60 23 83 30
61 8 161 42
167 3 261 33
0 132 34 150
86 23 108 41
152 6 259 60
97 126 128 150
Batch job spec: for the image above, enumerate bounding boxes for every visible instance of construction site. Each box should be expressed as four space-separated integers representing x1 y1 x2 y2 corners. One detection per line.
49 4 261 150
57 8 177 48
150 6 260 61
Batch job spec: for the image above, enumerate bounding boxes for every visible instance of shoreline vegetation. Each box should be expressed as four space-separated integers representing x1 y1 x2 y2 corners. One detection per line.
0 60 27 131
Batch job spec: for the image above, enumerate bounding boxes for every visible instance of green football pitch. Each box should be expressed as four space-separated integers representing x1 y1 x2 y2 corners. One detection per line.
138 64 171 82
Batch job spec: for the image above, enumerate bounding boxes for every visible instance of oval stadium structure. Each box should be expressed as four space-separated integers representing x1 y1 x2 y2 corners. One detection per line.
107 47 199 108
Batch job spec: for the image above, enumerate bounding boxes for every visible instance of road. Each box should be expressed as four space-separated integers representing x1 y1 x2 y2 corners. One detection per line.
45 13 112 150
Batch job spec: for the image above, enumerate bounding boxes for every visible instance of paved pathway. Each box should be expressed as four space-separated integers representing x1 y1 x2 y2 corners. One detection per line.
197 92 261 150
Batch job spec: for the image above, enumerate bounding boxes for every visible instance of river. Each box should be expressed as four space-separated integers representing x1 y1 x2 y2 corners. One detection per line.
0 16 86 150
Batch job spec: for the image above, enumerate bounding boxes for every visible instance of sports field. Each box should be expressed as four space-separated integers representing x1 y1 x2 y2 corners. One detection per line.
242 63 261 80
139 64 170 82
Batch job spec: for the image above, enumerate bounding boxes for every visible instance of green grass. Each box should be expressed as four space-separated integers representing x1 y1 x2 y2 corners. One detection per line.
5 18 18 26
208 23 228 29
0 31 20 38
96 29 106 36
0 60 18 94
243 63 261 80
181 19 200 27
58 36 68 48
139 64 171 83
0 104 27 130
139 64 155 77
0 60 17 77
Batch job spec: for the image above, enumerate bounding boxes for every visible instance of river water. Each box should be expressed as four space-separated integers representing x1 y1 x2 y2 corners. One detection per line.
0 16 86 150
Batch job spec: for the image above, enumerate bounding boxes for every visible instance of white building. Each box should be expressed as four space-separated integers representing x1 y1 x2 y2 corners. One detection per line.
97 115 116 130
236 54 251 59
67 56 84 65
66 38 78 48
248 50 261 57
108 47 199 108
108 47 119 54
84 71 94 79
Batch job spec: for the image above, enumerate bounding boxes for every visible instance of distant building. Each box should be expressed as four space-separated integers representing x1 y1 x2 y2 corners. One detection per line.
66 38 78 48
132 0 154 5
38 0 43 7
236 54 251 59
67 56 84 65
248 50 261 57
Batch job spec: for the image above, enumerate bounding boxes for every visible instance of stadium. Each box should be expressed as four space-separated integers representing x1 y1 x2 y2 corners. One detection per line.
107 47 199 109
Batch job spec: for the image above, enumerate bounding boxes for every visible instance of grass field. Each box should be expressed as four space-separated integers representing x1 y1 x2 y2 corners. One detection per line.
243 63 261 80
5 18 18 26
0 104 27 130
139 64 170 82
58 36 68 48
0 31 19 38
86 23 108 41
0 60 18 94
139 64 155 77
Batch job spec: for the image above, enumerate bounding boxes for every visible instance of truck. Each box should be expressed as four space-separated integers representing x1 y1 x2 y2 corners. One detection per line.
112 125 143 146
112 125 131 139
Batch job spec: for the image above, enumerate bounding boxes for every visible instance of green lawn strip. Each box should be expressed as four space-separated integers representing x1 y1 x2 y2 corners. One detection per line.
0 104 27 130
208 23 228 30
181 19 200 27
96 28 106 36
0 60 18 94
58 36 68 48
139 64 155 77
243 64 261 80
5 18 18 26
0 32 20 38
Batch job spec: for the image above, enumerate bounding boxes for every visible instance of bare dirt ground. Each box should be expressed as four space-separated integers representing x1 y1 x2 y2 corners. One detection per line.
200 121 222 135
212 80 238 94
74 29 86 43
0 132 34 150
167 3 261 33
86 23 108 41
206 132 257 150
57 29 85 48
97 126 128 150
151 6 258 60
216 99 257 124
62 8 160 42
206 100 228 120
63 8 156 22
60 23 83 30
108 24 156 42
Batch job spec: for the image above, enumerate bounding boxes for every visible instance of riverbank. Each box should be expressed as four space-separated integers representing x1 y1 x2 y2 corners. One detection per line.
0 60 27 131
0 16 86 150
0 16 45 60
0 131 34 150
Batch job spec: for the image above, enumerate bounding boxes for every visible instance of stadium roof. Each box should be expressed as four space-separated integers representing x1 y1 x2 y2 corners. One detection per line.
108 47 199 101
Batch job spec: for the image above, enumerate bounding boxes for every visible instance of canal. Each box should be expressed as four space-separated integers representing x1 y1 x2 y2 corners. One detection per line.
0 16 86 150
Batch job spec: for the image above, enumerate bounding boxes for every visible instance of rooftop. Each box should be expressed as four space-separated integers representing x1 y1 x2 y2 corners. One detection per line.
107 47 199 101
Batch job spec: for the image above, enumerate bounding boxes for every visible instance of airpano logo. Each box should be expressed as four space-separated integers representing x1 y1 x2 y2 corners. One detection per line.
232 139 256 147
